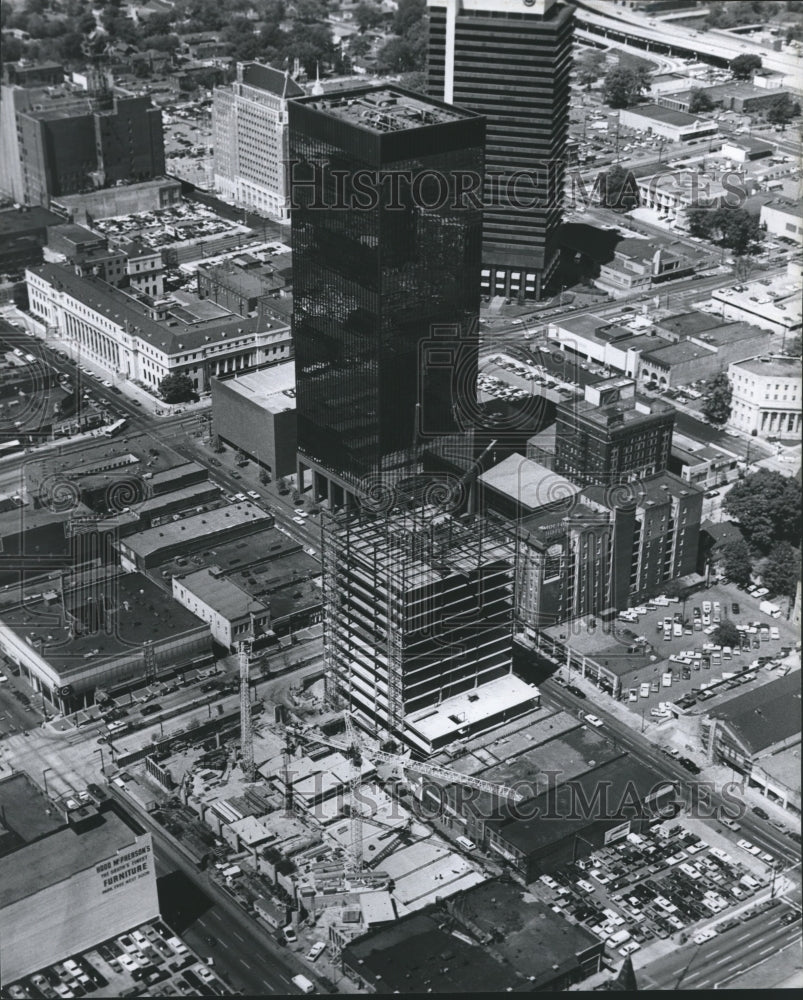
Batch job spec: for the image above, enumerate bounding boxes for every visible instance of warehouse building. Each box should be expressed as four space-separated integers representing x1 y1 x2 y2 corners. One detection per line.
0 771 160 983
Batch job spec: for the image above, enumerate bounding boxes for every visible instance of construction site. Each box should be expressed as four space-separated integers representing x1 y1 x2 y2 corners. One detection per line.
320 505 541 754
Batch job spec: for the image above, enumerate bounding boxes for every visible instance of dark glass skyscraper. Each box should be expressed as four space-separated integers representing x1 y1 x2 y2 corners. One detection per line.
427 0 574 301
288 86 484 506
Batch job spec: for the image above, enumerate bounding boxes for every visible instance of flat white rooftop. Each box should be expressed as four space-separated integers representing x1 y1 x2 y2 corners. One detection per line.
405 673 539 745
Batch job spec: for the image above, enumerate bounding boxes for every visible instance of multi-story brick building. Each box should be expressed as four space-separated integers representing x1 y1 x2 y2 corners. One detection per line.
555 379 675 488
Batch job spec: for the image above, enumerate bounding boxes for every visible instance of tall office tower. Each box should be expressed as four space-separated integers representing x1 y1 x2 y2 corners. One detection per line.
427 0 574 301
212 62 304 221
322 506 538 753
289 86 484 507
555 379 675 488
7 92 164 207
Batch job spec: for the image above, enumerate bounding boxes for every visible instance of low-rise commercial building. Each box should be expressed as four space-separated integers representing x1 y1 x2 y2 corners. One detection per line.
727 356 802 439
478 453 580 522
0 772 160 983
618 104 717 142
172 567 270 651
701 673 801 803
638 320 772 389
595 238 696 297
548 313 666 378
711 271 802 338
760 198 803 245
118 502 273 571
211 363 297 477
0 571 212 712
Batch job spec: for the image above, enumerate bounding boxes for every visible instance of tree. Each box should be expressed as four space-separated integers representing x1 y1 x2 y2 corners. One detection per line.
688 88 715 114
785 333 802 357
602 66 649 109
714 207 763 255
393 0 425 36
720 539 752 588
288 21 334 76
159 373 197 403
767 94 796 130
701 371 732 425
576 49 606 90
723 469 802 551
686 206 713 241
604 164 639 211
761 542 801 598
715 619 741 649
354 1 383 32
376 34 423 72
730 53 762 80
292 0 327 22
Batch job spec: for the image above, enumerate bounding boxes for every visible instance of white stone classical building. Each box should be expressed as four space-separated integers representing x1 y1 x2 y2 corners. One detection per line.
212 62 305 221
26 263 288 391
727 356 802 439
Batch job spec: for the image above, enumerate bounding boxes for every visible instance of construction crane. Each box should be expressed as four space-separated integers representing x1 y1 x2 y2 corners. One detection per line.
238 638 255 781
287 713 523 874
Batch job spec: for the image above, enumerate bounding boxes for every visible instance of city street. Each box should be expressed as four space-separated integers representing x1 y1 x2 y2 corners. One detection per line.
539 677 801 869
639 900 802 989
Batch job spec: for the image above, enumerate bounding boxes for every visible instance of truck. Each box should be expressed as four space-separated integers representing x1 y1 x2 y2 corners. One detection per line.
639 682 651 698
760 600 782 618
662 672 672 687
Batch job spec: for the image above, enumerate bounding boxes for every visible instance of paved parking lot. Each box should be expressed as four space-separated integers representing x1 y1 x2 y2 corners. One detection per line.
7 919 231 998
531 821 781 964
604 583 798 716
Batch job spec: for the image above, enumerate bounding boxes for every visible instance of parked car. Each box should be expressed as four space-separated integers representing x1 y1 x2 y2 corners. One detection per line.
566 684 586 699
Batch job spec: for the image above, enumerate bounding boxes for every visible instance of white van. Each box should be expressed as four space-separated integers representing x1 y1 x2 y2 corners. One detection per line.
292 974 315 994
456 835 477 852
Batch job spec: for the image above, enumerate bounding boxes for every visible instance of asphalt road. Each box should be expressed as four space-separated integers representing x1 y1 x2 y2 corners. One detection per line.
140 813 308 996
639 901 802 989
538 676 801 868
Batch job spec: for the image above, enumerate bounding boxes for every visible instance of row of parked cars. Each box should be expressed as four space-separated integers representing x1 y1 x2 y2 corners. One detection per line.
535 825 775 958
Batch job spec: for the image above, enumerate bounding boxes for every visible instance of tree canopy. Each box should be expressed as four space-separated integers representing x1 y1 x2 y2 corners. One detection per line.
576 49 606 89
602 66 650 109
715 619 741 649
720 538 752 587
723 469 802 551
701 372 733 425
730 53 762 80
761 541 801 598
603 164 639 211
685 206 763 256
159 373 197 404
687 88 715 114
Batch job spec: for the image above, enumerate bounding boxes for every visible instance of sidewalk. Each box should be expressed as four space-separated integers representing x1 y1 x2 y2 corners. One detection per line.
6 305 209 419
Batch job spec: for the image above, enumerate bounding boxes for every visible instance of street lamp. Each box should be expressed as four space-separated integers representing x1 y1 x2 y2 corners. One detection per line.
42 766 53 799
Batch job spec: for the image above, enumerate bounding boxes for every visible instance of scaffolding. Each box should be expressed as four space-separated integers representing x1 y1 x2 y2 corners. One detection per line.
321 504 516 746
238 637 255 781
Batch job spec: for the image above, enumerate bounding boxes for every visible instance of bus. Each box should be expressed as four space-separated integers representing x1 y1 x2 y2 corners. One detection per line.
102 418 127 437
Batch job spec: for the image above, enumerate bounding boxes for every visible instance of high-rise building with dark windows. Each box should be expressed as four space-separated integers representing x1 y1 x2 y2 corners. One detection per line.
427 0 574 301
288 86 485 507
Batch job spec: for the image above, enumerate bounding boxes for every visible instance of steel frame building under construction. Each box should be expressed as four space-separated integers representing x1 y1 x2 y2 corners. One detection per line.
322 504 539 754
